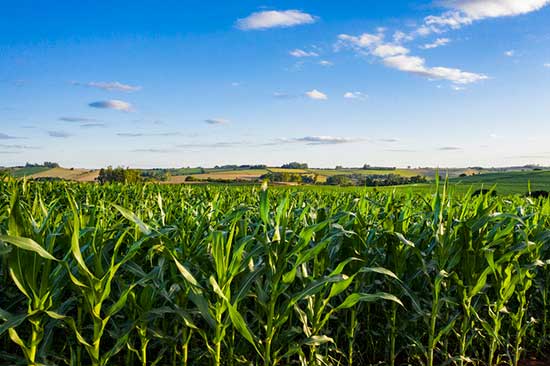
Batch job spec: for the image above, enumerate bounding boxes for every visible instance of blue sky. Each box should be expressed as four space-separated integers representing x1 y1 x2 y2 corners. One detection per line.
1 0 550 168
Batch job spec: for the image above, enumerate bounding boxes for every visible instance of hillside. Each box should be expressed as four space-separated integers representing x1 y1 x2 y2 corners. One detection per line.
27 167 100 182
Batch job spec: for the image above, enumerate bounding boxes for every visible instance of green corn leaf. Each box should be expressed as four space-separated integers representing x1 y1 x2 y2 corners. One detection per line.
336 292 403 311
113 204 151 235
0 235 57 261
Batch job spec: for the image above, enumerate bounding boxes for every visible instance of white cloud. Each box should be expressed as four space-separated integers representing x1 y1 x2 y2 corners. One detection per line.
290 49 319 57
336 32 384 50
424 12 473 30
504 50 515 56
417 0 550 37
393 31 412 43
305 89 328 100
544 63 550 68
89 100 132 111
421 38 451 49
319 60 334 66
344 91 368 101
384 54 488 84
73 81 141 92
372 44 409 57
236 10 316 30
204 118 230 125
445 0 550 20
337 33 487 85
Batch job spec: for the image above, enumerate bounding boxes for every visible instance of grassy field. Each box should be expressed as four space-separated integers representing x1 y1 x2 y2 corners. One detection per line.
8 166 51 178
0 179 548 366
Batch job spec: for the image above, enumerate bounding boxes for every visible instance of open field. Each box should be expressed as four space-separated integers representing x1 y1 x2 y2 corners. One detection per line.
27 167 100 182
0 179 548 366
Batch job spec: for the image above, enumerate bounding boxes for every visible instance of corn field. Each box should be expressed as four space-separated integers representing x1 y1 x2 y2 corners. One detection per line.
0 178 549 366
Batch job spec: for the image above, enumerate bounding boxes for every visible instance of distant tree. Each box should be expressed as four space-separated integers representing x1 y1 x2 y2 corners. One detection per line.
326 175 353 186
281 162 308 169
43 161 60 168
97 167 141 184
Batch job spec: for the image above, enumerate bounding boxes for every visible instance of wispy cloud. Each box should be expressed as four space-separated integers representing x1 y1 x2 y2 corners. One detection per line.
378 138 400 143
72 81 141 92
305 89 328 100
80 123 106 128
421 38 451 49
270 136 362 146
89 100 132 111
438 146 462 151
117 132 182 137
344 91 368 101
544 63 550 68
295 136 360 145
290 49 319 57
117 133 144 137
59 116 98 122
48 131 71 138
236 10 317 30
504 50 515 57
319 60 334 67
0 133 19 139
204 118 230 125
0 143 39 150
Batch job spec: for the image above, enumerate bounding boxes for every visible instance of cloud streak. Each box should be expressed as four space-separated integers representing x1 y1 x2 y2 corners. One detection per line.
59 117 98 122
89 100 132 111
48 131 71 138
344 91 368 101
290 49 319 57
0 133 19 140
204 118 230 125
73 81 141 92
421 38 451 49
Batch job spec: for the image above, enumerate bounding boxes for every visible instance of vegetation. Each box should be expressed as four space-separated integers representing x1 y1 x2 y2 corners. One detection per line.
326 174 427 187
97 167 142 184
281 162 309 169
0 178 549 366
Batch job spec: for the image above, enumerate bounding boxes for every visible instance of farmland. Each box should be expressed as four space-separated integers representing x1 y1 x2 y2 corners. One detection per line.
0 178 549 366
